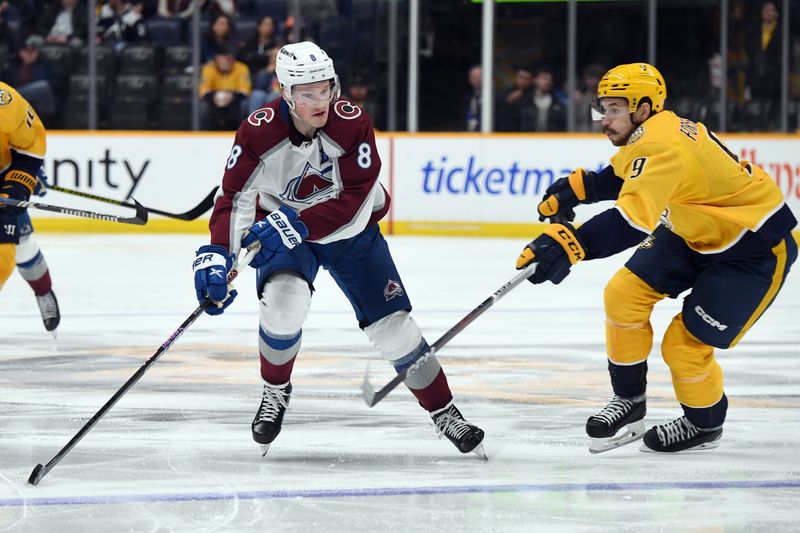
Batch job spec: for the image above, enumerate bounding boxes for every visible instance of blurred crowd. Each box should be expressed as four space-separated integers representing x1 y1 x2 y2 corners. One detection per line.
0 0 797 133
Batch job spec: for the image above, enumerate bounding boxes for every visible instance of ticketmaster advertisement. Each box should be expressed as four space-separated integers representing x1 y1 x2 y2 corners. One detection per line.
40 132 800 237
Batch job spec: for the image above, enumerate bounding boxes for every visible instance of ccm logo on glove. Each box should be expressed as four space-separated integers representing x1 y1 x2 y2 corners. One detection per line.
553 226 585 263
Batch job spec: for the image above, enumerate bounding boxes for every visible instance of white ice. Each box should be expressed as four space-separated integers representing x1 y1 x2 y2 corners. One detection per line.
1 233 799 532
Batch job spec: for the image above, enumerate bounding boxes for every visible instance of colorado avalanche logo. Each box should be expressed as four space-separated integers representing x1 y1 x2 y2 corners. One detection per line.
334 100 362 120
383 279 404 301
279 161 336 204
247 107 275 126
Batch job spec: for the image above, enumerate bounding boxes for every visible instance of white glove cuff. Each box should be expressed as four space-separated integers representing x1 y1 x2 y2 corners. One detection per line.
193 251 227 273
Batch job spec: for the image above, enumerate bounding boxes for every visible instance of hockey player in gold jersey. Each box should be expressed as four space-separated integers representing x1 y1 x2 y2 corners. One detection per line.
516 63 797 453
0 81 60 333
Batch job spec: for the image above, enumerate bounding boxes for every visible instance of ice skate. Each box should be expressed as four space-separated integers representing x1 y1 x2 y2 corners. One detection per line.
252 382 291 456
432 403 487 460
35 290 60 336
586 395 646 453
640 416 722 453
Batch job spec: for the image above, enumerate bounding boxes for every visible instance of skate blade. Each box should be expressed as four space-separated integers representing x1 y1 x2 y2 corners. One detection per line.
588 420 646 454
471 443 489 461
639 438 721 454
258 443 272 457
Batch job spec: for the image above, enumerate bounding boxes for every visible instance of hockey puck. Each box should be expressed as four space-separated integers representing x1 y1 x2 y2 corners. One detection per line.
28 464 45 486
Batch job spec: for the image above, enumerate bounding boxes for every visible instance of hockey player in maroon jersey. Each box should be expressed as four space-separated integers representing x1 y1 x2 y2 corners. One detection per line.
193 41 486 458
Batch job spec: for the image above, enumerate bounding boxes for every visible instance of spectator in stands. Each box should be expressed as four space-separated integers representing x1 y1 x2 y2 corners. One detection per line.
240 16 282 113
495 66 533 132
157 0 197 19
745 0 782 129
199 45 251 130
346 74 380 128
2 35 57 120
200 0 235 20
239 15 280 92
463 64 481 132
38 0 87 48
573 63 605 132
97 0 148 51
520 65 566 132
201 13 235 63
0 1 21 55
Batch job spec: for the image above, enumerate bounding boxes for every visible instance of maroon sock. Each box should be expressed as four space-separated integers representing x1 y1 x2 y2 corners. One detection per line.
408 369 453 412
27 271 52 296
260 353 296 385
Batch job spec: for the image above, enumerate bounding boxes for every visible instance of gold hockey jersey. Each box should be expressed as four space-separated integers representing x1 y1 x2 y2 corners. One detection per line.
611 111 790 253
0 82 46 176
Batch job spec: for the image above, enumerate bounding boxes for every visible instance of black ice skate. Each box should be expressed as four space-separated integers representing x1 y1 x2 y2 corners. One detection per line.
586 395 646 454
35 290 60 336
641 416 722 453
431 403 487 459
252 381 291 456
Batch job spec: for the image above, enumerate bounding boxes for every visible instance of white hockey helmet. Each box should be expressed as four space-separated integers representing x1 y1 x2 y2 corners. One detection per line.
276 41 340 108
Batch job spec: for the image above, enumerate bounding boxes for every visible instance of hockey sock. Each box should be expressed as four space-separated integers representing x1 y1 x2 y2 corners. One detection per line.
608 359 648 398
407 369 453 413
260 353 297 385
682 393 728 429
16 248 52 296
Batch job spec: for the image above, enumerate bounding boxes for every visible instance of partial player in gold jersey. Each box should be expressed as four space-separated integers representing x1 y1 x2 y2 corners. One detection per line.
515 63 797 453
0 81 60 334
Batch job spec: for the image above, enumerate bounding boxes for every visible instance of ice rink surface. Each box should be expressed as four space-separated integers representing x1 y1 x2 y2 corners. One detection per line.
1 233 799 532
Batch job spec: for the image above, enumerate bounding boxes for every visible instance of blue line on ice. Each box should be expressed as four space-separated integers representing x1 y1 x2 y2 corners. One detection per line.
3 479 799 507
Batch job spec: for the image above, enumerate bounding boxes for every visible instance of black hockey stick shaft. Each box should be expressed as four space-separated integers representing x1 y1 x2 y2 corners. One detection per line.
0 196 148 225
46 185 219 221
361 262 538 407
28 246 257 486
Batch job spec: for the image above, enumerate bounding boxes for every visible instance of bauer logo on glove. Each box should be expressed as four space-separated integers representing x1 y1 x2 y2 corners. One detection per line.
241 206 309 269
268 210 304 248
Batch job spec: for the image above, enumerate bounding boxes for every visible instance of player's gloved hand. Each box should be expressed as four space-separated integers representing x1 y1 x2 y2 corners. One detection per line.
34 166 50 197
0 170 37 216
516 222 586 285
537 168 596 223
241 206 309 268
193 244 238 315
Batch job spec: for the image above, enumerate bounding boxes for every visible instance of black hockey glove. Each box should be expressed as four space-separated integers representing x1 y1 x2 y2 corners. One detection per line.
537 168 599 223
0 170 36 216
516 222 586 285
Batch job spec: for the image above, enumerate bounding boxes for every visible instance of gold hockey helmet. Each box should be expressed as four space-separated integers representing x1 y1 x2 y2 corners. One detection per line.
596 63 667 114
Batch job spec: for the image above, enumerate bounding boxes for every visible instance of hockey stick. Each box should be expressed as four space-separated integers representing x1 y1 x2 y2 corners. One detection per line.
28 245 258 486
45 185 219 221
361 262 538 407
0 196 148 225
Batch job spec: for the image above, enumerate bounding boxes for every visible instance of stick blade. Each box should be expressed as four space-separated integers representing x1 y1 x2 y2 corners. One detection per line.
28 464 46 486
361 364 378 407
124 198 149 225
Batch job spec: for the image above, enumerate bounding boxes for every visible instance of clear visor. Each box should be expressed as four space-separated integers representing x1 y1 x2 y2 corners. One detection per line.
591 97 630 121
290 82 335 106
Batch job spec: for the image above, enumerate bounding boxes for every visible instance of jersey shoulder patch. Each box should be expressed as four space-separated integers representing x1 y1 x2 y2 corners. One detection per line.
323 99 372 150
237 100 290 155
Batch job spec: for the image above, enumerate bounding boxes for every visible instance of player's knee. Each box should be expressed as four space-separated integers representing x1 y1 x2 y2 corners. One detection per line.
260 271 311 336
364 310 424 362
604 269 660 364
0 243 15 288
661 314 714 371
604 267 661 322
14 234 39 264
